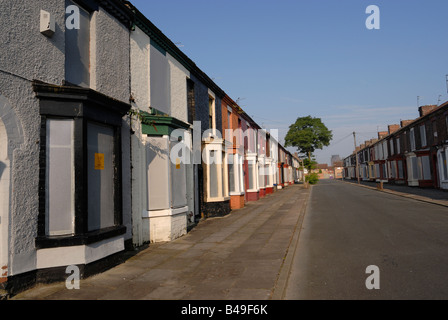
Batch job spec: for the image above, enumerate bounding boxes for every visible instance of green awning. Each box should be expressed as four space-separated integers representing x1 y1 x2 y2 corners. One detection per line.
140 109 190 136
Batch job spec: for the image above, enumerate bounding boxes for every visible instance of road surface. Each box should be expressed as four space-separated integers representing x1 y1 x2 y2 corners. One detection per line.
284 179 448 300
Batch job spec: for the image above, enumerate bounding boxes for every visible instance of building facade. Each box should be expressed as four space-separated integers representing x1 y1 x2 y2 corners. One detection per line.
0 0 306 295
344 103 448 191
0 0 134 292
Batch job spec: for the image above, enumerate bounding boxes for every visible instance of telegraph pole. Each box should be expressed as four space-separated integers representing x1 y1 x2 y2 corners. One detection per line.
353 132 360 184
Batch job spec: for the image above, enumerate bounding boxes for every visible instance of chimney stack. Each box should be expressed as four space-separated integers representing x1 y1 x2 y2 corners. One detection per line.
388 124 400 135
378 131 388 140
400 119 415 128
418 105 438 117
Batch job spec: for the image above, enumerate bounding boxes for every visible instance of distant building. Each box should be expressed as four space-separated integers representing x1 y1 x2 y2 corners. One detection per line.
331 155 342 166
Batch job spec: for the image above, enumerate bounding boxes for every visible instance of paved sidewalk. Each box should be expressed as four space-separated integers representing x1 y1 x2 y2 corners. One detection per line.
12 184 310 300
341 179 448 207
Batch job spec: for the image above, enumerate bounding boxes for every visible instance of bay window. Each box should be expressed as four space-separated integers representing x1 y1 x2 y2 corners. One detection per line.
34 82 129 248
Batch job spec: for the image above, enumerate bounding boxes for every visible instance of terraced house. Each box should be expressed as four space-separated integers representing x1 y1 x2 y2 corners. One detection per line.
0 0 134 294
344 102 448 191
0 0 304 295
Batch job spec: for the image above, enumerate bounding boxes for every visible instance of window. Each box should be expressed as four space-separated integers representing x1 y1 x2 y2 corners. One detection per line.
170 139 188 208
209 96 215 130
46 119 75 236
187 79 195 124
209 151 219 198
389 161 396 179
374 164 380 178
227 110 232 130
410 128 416 151
203 145 228 201
420 125 427 148
407 156 419 181
396 137 400 154
258 163 265 189
446 116 448 136
248 161 255 190
238 119 242 146
222 153 228 198
265 164 269 187
239 155 244 192
390 139 394 155
432 122 438 145
150 41 170 114
35 82 128 249
87 122 115 231
65 0 91 87
439 150 448 181
397 160 404 179
420 155 431 180
228 160 235 193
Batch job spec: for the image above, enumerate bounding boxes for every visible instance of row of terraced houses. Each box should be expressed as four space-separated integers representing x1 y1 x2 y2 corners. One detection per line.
343 103 448 190
0 0 304 294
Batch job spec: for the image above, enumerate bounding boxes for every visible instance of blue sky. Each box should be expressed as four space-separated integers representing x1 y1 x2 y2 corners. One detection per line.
130 0 448 164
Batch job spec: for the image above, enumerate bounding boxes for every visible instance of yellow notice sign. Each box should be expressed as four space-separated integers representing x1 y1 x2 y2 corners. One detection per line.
176 158 181 170
94 153 105 170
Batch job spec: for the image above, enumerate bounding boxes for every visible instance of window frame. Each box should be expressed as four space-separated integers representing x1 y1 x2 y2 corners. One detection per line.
34 82 129 249
65 0 93 88
420 124 427 148
410 128 416 151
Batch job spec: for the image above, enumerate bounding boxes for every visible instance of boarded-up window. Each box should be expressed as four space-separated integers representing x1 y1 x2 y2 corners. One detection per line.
248 161 255 190
170 140 187 208
221 152 227 197
209 151 219 198
65 0 90 87
46 119 75 236
87 122 115 232
147 136 169 210
150 41 170 114
228 160 235 193
258 164 264 188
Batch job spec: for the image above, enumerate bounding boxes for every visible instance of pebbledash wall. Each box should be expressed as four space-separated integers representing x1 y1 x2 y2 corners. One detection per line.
0 0 133 294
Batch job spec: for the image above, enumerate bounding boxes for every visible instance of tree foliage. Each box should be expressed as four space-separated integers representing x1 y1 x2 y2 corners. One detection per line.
284 116 333 160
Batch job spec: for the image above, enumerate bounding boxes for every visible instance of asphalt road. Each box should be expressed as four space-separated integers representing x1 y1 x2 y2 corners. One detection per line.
284 179 448 300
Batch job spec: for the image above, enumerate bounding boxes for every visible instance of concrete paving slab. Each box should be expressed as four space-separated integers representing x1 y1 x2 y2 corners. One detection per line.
11 184 310 300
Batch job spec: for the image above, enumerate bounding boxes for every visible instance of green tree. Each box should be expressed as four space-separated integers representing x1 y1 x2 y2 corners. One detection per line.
284 116 333 162
302 158 317 171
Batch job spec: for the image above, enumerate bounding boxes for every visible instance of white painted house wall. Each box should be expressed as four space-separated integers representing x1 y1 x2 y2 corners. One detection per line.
130 26 191 244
